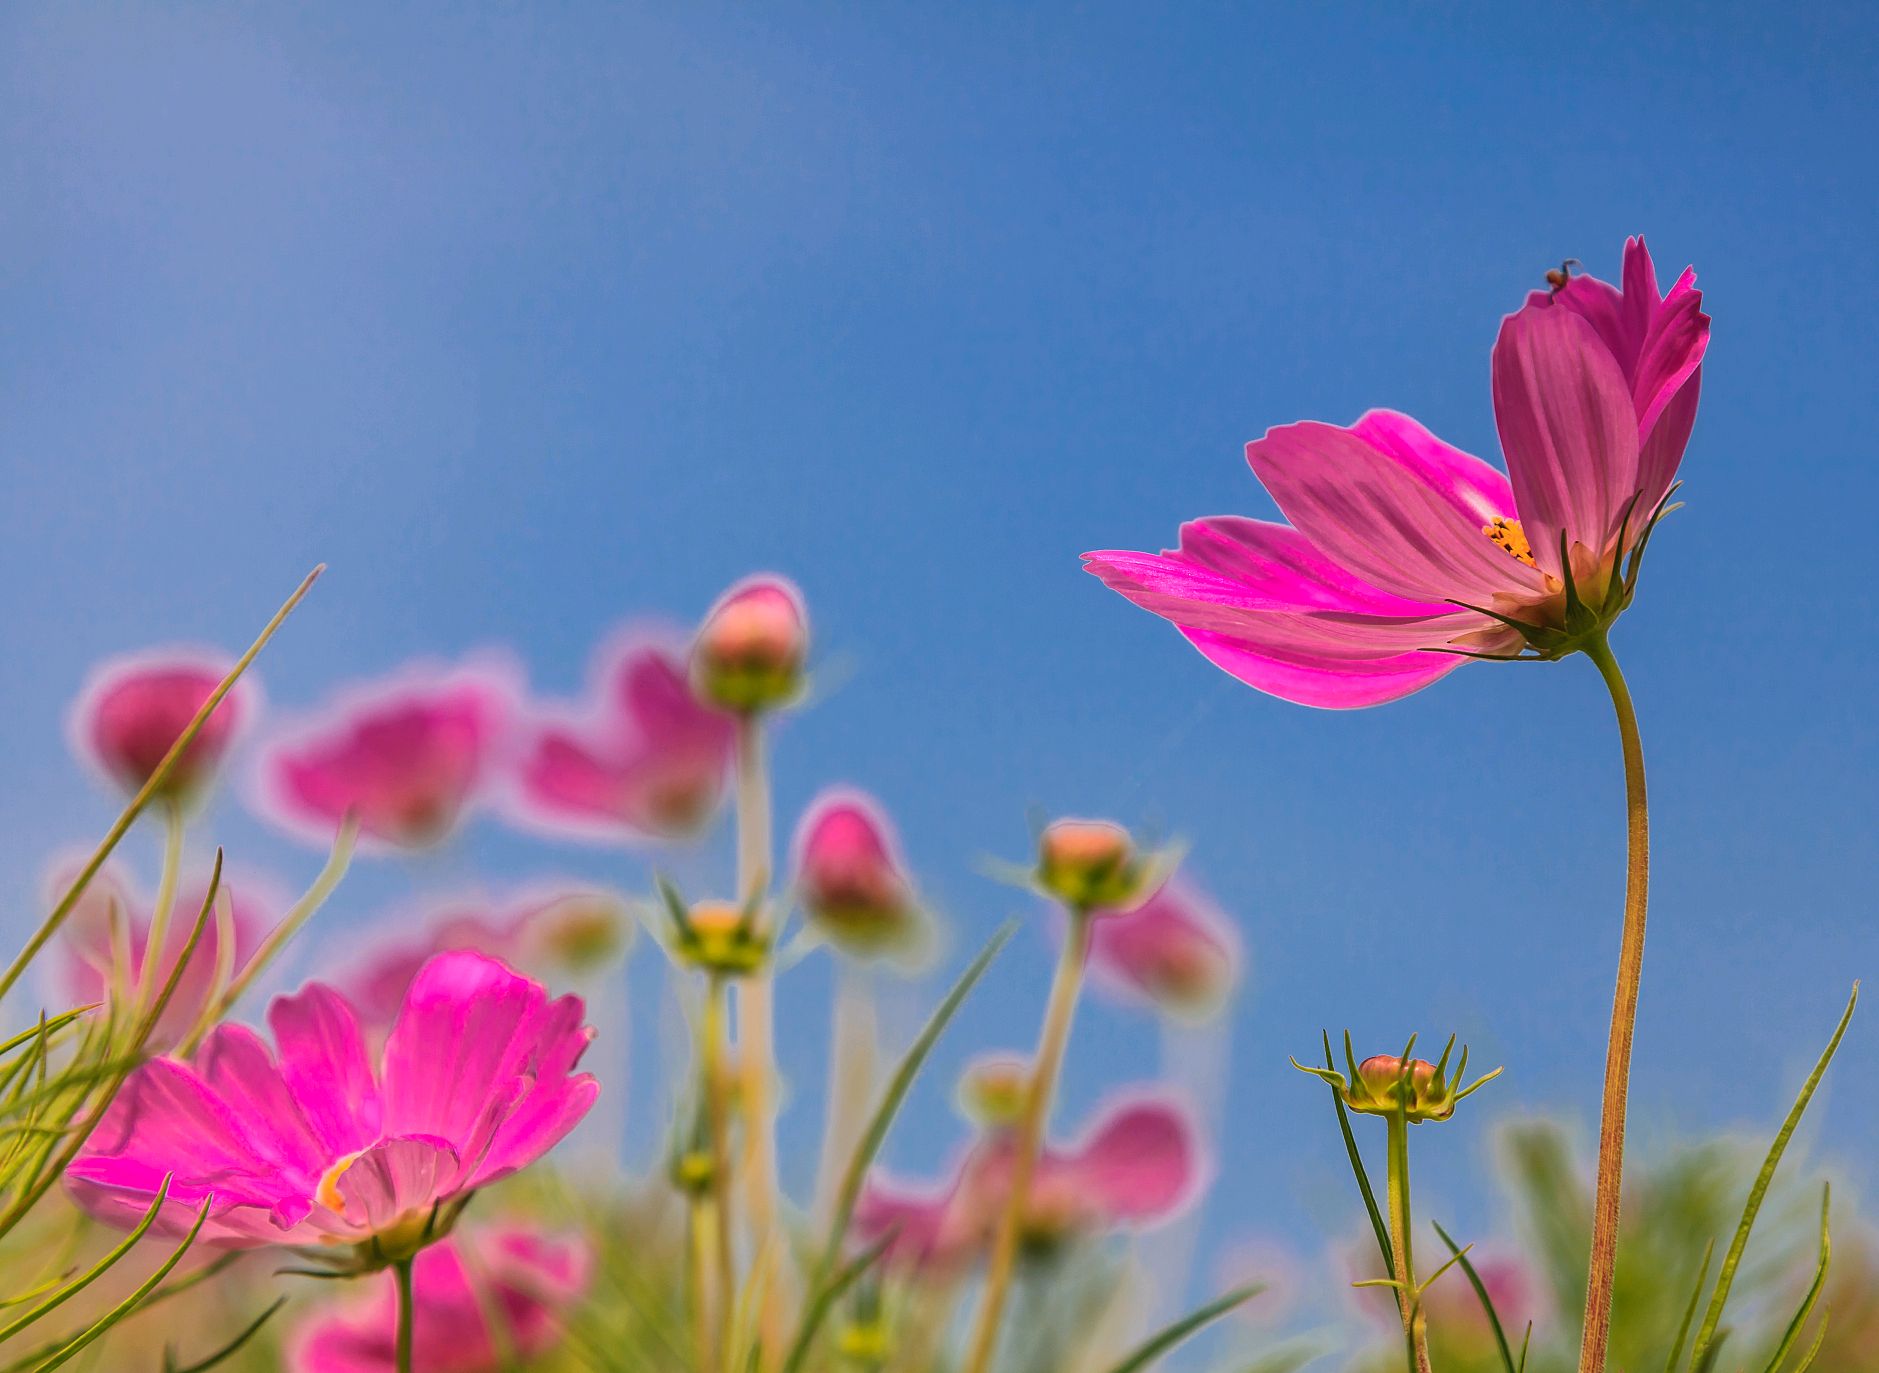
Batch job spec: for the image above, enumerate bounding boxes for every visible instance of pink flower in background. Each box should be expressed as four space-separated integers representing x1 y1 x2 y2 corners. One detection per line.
258 666 513 850
339 887 632 1030
1417 1249 1540 1348
510 637 737 843
856 1093 1202 1272
71 648 253 802
54 861 275 1051
792 788 920 955
290 1225 591 1373
66 952 597 1254
691 574 810 713
1083 877 1241 1022
1084 237 1708 707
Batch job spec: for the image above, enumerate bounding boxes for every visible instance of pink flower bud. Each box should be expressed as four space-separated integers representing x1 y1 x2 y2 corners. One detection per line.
1037 818 1143 910
691 575 808 713
793 789 918 956
72 650 250 802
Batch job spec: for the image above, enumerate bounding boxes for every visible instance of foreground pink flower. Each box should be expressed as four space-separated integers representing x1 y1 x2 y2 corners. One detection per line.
1084 237 1708 707
510 636 736 843
290 1225 591 1373
66 951 597 1259
792 788 920 955
1083 876 1240 1022
855 1093 1202 1272
340 887 631 1030
71 648 253 802
258 666 512 850
54 861 273 1051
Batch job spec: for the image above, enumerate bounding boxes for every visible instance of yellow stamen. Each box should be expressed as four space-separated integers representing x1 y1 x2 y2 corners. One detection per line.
314 1150 366 1214
1483 517 1535 566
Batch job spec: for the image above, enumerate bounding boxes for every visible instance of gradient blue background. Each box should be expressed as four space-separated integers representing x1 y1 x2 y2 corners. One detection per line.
2 0 1874 1345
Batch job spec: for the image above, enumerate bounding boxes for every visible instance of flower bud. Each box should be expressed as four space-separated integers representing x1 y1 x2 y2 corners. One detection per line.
691 575 808 713
1037 818 1144 911
794 789 918 957
956 1053 1030 1128
671 897 771 977
1294 1033 1502 1125
73 651 249 803
524 890 632 974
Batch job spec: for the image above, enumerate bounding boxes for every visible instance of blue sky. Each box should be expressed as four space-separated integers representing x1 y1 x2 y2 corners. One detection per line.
2 0 1875 1328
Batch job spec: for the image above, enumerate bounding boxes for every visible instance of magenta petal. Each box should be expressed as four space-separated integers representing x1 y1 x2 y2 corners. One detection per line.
1182 627 1467 709
194 1024 327 1184
1066 1097 1203 1222
1244 419 1539 602
333 1135 460 1232
268 984 383 1158
1492 303 1642 568
854 1172 969 1271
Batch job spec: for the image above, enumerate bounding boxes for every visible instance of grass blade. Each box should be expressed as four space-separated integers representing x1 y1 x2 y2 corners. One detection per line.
1094 1283 1263 1373
32 1193 212 1370
0 1174 174 1341
1688 984 1856 1370
1757 1186 1831 1373
166 1295 288 1373
1324 1031 1393 1281
1431 1220 1516 1373
1662 1238 1715 1373
777 1231 896 1373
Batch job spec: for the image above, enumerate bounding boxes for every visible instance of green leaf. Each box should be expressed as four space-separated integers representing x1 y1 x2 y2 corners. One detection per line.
781 921 1014 1373
1323 1030 1394 1282
0 1007 92 1059
1662 1238 1715 1373
777 1230 897 1373
1092 1283 1263 1373
1431 1220 1516 1373
1757 1186 1831 1373
1688 984 1857 1371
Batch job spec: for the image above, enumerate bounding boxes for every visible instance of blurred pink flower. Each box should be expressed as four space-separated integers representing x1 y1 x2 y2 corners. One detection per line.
1419 1248 1541 1349
339 886 631 1031
289 1225 591 1373
1084 237 1707 707
856 1092 1204 1273
509 636 737 843
257 665 513 850
691 574 809 713
1083 876 1241 1022
70 648 253 802
792 787 920 955
52 860 275 1051
66 952 597 1254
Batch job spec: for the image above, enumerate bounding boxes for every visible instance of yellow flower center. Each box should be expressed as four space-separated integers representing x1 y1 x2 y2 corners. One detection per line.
1483 517 1535 566
314 1150 366 1215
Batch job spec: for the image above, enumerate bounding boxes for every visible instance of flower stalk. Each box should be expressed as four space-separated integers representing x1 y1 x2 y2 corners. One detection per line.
393 1256 416 1373
1577 631 1650 1373
1384 1111 1433 1373
703 972 738 1373
958 905 1094 1373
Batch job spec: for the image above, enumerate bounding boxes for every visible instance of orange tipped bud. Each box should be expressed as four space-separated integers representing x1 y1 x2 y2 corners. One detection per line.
1037 818 1144 911
691 575 808 713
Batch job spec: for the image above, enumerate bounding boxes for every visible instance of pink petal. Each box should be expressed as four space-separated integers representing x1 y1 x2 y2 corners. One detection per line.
1492 302 1643 570
1181 627 1469 709
194 1024 327 1183
268 983 383 1157
1065 1096 1203 1222
1085 876 1241 1020
333 1134 460 1233
69 647 253 800
854 1172 973 1271
1243 417 1540 603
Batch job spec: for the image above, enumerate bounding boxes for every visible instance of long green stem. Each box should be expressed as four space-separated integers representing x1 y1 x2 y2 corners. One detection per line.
394 1257 416 1373
704 974 737 1373
133 800 185 1018
1577 632 1650 1373
958 907 1093 1373
1386 1113 1433 1373
732 713 787 1366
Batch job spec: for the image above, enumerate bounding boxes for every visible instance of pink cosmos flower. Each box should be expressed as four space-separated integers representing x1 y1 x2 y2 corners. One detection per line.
289 1225 591 1373
1083 877 1241 1023
792 788 920 955
1084 238 1708 707
855 1093 1203 1273
70 648 253 802
257 665 513 850
509 636 737 843
54 861 274 1051
65 951 597 1256
338 887 631 1031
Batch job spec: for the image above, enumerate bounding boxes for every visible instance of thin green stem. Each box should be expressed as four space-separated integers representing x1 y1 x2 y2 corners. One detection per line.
133 799 185 1018
394 1257 416 1373
958 906 1093 1373
704 974 737 1373
1578 632 1650 1373
1386 1113 1433 1373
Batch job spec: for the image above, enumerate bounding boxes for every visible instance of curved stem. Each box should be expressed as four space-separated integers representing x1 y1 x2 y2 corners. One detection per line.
958 907 1093 1373
1386 1113 1433 1373
1577 632 1650 1373
704 974 737 1373
393 1257 416 1373
133 799 185 1018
